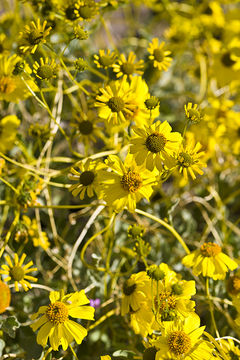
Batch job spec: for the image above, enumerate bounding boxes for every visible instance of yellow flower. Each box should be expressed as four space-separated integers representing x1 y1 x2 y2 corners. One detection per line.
130 302 154 337
217 338 240 359
0 115 20 153
101 356 111 360
21 216 50 251
0 280 11 314
182 242 238 280
0 253 37 292
71 110 104 146
227 271 240 297
68 159 105 200
174 141 207 180
99 154 157 213
184 103 204 124
18 19 52 54
0 55 34 102
112 51 144 78
121 271 151 316
33 57 58 80
148 38 172 71
95 76 137 126
0 158 5 175
94 49 117 69
130 121 182 171
74 0 99 22
152 279 196 324
153 315 214 360
31 290 95 351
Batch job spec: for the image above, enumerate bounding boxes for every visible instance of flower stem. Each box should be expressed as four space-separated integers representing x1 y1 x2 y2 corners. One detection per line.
69 344 80 360
135 208 190 254
0 211 20 259
205 277 220 338
0 176 18 194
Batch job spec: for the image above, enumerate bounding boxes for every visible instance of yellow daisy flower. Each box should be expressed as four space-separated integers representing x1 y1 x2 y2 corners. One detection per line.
94 49 117 69
130 121 182 171
152 279 196 324
0 253 38 292
148 38 172 71
71 109 104 146
130 302 154 337
95 76 137 126
153 315 214 360
174 141 207 180
0 280 11 314
121 271 151 316
112 51 144 79
217 338 240 359
101 356 111 360
182 242 238 280
99 154 157 213
0 115 20 153
0 158 5 175
0 55 34 102
233 297 240 328
227 271 240 297
74 0 99 22
31 290 95 351
184 102 204 124
18 19 52 54
24 216 50 251
33 57 58 81
68 158 105 200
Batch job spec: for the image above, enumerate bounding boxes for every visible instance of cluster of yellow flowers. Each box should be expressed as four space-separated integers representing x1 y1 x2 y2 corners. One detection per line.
0 0 240 359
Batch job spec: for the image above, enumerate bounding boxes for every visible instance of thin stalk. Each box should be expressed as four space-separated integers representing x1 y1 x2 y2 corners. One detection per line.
135 208 190 254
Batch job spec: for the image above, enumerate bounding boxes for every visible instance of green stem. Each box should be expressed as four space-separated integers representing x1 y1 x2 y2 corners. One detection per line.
42 347 52 360
135 208 190 254
60 58 90 96
0 211 20 259
0 176 18 194
206 277 220 338
69 344 80 360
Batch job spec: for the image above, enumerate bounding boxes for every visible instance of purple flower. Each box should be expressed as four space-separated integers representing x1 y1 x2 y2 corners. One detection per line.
90 298 101 308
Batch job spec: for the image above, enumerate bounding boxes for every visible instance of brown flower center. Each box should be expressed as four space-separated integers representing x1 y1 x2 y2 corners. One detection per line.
121 62 134 75
121 170 142 193
177 152 194 168
10 266 25 281
0 77 16 94
79 120 93 135
107 96 125 113
168 331 191 355
80 170 95 186
200 242 221 257
153 49 164 62
46 301 68 324
123 280 137 296
145 132 167 153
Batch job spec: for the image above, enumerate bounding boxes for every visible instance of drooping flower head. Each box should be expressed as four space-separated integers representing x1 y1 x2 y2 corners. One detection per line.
182 242 238 280
0 253 38 292
31 290 95 351
121 271 151 316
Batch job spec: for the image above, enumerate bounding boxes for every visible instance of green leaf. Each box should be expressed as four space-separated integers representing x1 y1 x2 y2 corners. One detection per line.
0 339 5 356
0 316 20 338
